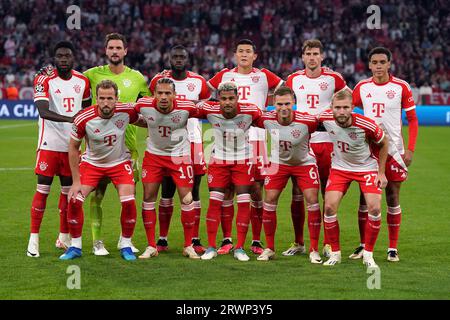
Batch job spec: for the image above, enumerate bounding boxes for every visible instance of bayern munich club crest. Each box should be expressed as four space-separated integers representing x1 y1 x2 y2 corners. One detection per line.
171 114 182 123
348 131 358 140
187 83 196 92
291 129 301 138
73 84 81 94
264 176 270 186
207 174 213 184
251 76 260 83
237 121 247 129
115 119 125 129
319 82 328 91
39 161 48 171
386 90 396 99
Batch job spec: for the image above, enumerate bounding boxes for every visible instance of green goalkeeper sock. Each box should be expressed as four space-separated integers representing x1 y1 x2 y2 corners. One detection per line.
90 195 103 242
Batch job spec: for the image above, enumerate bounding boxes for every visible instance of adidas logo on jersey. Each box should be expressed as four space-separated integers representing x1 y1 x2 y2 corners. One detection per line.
55 89 61 94
299 85 305 90
366 93 372 98
94 129 100 134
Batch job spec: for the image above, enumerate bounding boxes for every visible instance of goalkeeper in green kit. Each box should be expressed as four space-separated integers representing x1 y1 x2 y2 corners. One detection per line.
83 33 150 255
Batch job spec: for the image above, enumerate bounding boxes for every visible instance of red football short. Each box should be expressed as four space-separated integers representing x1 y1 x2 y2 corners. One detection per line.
35 149 71 177
385 154 408 182
310 142 333 181
326 169 382 194
207 158 255 188
191 142 206 176
264 163 320 191
142 152 194 188
251 140 269 182
79 161 135 187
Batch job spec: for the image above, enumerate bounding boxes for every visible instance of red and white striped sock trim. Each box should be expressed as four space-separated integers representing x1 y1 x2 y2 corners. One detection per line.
368 213 382 222
263 202 277 211
210 191 225 202
324 214 337 223
61 186 71 195
388 205 401 215
292 194 304 202
222 200 233 207
142 202 156 210
120 195 135 203
251 200 263 208
237 193 251 203
192 200 201 209
159 198 174 207
36 184 51 194
307 203 320 211
181 203 194 211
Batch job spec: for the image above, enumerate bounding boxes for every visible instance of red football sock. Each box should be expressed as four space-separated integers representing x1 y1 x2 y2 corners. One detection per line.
221 200 234 239
30 184 50 233
358 205 368 246
387 206 402 250
322 200 330 245
181 203 196 247
206 191 225 248
142 202 157 247
67 194 85 239
291 194 305 245
324 214 340 252
58 186 70 234
235 194 251 249
307 203 321 252
364 213 382 252
158 198 174 238
262 202 277 250
250 201 263 242
192 200 201 239
120 196 137 238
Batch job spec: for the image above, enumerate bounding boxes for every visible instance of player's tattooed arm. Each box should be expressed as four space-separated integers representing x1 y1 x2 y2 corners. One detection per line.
36 100 74 123
67 138 82 201
132 114 148 128
374 134 389 189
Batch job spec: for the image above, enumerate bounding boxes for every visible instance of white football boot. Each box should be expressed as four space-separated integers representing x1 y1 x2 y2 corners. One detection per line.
323 251 341 266
257 248 276 261
92 240 110 256
139 246 158 259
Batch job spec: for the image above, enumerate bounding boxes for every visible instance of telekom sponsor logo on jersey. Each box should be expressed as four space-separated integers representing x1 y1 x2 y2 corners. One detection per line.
372 103 385 117
306 94 320 108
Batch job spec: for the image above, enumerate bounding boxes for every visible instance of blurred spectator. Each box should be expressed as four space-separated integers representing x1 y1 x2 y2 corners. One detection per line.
419 82 433 104
0 0 448 92
6 81 19 100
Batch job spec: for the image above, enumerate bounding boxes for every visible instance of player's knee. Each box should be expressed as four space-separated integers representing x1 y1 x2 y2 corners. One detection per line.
367 204 381 216
324 203 336 216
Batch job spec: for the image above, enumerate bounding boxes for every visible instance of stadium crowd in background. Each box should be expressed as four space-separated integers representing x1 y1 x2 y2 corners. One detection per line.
0 0 449 101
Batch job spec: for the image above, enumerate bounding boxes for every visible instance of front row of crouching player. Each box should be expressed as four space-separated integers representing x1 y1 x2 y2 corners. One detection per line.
56 78 389 268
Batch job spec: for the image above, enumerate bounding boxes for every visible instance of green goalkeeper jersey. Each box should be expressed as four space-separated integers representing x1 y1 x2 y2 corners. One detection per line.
83 65 151 152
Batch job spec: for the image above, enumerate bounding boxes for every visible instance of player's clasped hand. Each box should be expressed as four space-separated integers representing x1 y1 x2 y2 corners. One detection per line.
375 173 388 189
68 183 82 203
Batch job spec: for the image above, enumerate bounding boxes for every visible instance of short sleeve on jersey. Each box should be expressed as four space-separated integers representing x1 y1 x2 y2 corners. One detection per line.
261 68 282 89
208 68 229 89
33 76 50 102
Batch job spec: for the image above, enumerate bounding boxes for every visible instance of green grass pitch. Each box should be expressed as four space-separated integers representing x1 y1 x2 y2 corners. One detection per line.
0 120 449 300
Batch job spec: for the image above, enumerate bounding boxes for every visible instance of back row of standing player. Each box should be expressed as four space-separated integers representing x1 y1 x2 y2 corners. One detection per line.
26 34 418 265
